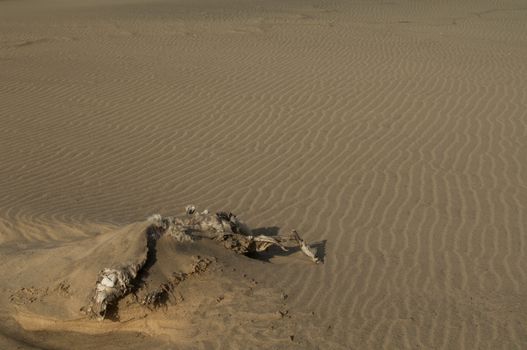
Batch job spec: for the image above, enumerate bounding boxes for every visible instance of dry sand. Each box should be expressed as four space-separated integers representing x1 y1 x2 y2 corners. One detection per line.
1 0 527 348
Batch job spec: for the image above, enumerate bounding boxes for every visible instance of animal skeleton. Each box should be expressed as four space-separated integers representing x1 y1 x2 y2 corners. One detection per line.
86 205 320 320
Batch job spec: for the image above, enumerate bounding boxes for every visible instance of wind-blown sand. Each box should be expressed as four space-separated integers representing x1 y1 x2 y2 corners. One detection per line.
1 0 527 348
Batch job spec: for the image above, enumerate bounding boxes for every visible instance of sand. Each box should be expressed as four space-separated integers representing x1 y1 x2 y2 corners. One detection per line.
1 0 526 348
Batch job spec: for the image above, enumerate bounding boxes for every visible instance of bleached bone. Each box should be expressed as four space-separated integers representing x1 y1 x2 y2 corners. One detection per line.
291 230 320 264
153 209 250 238
185 204 196 215
250 235 289 252
154 206 320 263
220 233 286 254
87 264 142 320
147 213 165 228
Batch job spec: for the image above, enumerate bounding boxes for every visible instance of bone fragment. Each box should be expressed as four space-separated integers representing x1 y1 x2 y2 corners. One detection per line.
87 264 143 320
291 230 320 264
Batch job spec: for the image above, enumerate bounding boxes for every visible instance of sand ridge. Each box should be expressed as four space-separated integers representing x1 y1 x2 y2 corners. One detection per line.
1 0 527 348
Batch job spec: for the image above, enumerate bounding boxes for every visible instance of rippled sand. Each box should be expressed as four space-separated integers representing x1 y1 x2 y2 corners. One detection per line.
1 0 526 348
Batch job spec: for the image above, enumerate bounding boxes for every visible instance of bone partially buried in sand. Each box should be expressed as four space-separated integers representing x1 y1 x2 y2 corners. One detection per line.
86 205 321 320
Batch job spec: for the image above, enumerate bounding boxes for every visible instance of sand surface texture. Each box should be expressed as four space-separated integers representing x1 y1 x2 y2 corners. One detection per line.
1 0 527 348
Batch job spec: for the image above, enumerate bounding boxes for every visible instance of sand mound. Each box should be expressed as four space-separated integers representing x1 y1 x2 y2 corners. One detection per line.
0 213 327 349
5 221 149 322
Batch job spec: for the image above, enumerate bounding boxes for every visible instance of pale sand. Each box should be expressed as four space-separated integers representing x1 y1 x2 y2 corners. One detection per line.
1 0 527 348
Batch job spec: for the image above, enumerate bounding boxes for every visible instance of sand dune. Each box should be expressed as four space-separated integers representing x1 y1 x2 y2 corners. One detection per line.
1 0 526 348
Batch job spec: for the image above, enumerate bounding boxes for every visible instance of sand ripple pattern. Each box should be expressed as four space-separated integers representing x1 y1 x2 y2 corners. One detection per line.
1 0 527 348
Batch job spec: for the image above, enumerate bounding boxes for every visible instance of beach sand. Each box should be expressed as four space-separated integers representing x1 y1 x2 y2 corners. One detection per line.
1 0 526 348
